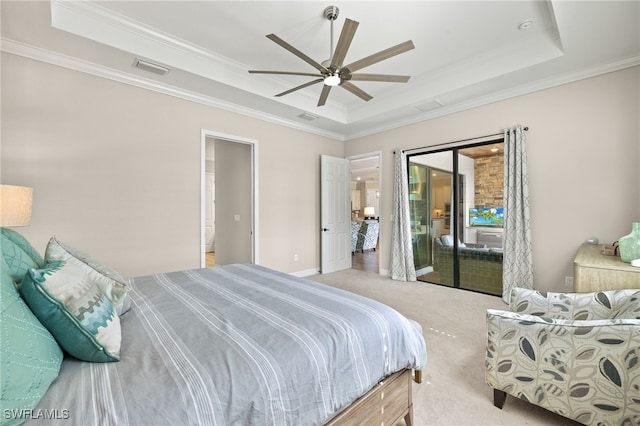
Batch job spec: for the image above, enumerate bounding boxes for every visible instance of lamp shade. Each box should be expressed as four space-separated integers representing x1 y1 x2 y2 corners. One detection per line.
0 185 33 226
363 206 375 217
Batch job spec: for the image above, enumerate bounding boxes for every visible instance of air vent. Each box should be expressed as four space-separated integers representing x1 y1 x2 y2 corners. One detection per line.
133 58 170 76
415 100 444 113
297 112 319 121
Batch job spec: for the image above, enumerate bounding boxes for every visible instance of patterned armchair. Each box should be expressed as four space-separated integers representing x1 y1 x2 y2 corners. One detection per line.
351 221 361 253
356 220 379 252
486 288 640 425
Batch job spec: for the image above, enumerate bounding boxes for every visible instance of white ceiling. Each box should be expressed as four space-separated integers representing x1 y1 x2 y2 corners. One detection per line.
2 1 639 141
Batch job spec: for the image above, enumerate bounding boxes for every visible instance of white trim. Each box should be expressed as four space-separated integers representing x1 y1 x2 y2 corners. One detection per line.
200 129 259 267
289 268 320 278
344 56 640 140
2 37 638 142
49 0 349 124
347 151 382 275
1 38 345 142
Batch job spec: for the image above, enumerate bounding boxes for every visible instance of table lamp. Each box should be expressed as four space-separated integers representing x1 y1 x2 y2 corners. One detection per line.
363 206 375 219
0 185 33 226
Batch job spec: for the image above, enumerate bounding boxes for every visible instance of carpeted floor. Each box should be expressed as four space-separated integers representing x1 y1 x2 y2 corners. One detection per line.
309 269 580 426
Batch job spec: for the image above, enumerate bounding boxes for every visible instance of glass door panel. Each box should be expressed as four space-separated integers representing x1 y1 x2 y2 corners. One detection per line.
409 151 454 286
457 144 504 296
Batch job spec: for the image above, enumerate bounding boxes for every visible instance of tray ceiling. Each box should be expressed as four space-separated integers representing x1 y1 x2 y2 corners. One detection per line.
2 1 638 140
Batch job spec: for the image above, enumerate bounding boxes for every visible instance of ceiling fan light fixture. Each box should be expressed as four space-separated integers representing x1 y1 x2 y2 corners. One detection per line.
324 74 341 86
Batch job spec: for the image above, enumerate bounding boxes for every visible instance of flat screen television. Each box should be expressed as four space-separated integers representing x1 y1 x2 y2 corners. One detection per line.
469 207 504 227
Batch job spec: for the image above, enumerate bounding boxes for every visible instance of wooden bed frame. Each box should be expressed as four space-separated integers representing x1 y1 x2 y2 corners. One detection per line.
326 369 422 426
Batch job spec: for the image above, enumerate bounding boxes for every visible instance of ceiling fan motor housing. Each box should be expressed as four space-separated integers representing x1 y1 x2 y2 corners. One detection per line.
324 6 339 21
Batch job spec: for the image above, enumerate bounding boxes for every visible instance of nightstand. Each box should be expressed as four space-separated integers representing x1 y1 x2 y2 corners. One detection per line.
573 243 640 292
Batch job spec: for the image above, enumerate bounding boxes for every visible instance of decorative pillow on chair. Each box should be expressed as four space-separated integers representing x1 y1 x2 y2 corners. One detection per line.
19 260 121 362
0 227 45 284
45 237 131 315
0 257 62 424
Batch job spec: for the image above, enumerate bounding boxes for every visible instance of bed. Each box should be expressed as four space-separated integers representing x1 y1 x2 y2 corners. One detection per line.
2 230 426 426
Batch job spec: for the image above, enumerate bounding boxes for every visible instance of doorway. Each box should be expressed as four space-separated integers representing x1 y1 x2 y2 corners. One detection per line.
201 130 258 268
349 152 381 274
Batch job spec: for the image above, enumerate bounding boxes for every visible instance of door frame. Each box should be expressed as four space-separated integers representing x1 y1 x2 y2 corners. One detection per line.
347 151 382 274
200 129 259 267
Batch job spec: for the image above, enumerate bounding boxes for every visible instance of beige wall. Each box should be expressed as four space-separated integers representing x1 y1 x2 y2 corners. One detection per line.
2 50 638 290
1 53 343 276
347 66 640 292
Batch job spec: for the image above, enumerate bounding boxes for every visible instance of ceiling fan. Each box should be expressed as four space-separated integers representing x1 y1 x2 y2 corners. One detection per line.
249 5 415 107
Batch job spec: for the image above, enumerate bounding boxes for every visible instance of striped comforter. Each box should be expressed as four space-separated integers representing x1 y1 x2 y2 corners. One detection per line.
30 264 427 425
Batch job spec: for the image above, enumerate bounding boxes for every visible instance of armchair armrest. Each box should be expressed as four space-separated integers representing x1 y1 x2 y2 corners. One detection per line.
486 309 640 423
509 288 640 321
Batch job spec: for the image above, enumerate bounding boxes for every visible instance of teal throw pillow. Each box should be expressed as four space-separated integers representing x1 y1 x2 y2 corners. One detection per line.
0 257 62 426
19 260 121 362
0 228 44 284
45 237 131 315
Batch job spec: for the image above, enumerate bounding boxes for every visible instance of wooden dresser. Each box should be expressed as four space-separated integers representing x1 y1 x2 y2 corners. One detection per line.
573 243 640 292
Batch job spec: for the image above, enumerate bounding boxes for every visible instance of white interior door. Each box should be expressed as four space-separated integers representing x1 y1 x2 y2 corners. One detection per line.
321 155 351 273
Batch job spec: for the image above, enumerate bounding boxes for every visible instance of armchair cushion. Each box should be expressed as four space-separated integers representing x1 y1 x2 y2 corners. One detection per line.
487 288 640 425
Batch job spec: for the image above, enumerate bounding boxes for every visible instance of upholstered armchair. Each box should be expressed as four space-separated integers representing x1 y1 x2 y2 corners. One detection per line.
486 288 640 425
351 221 361 253
356 220 379 252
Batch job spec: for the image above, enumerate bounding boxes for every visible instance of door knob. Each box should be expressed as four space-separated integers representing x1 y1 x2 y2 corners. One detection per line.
322 228 330 232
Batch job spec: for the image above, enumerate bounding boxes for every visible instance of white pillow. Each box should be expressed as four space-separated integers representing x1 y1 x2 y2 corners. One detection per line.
45 237 131 315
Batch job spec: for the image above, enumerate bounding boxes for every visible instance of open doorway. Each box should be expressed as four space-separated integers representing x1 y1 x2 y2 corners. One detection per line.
201 130 258 268
349 152 381 274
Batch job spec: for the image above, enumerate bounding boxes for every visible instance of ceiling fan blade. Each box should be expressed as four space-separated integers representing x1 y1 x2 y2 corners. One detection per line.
275 78 324 97
350 73 411 83
318 85 332 106
344 40 415 73
340 81 373 102
266 34 328 73
249 70 324 78
331 18 359 69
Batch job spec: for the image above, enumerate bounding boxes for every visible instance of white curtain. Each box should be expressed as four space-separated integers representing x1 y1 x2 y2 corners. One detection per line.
502 126 533 302
390 149 416 281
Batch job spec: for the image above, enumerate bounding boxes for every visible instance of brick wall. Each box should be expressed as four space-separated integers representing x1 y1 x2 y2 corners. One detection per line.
473 154 503 207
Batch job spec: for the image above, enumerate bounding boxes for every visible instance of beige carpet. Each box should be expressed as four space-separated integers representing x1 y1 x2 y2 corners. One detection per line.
309 269 580 426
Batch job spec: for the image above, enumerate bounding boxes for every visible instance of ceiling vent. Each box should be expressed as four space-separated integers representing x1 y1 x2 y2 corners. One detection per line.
415 100 444 113
133 58 170 76
297 112 319 121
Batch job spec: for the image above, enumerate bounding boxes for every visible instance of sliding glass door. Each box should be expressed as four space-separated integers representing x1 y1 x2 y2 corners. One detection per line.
409 141 504 296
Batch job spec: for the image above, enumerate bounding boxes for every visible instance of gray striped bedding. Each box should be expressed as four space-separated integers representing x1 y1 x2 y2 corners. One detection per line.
30 264 427 425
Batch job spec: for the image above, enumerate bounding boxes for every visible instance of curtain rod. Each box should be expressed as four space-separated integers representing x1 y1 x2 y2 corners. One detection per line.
395 126 529 154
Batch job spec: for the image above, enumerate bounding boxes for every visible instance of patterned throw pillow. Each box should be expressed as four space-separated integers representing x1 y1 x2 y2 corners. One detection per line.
45 237 131 315
19 260 121 362
0 257 62 425
0 227 45 284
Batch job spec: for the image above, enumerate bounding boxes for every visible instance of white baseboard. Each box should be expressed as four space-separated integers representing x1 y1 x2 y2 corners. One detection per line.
291 267 391 278
290 268 320 278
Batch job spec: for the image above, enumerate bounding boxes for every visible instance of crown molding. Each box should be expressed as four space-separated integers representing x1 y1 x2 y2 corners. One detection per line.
1 37 346 141
344 55 640 141
49 0 349 124
2 37 638 143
